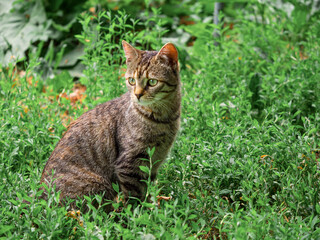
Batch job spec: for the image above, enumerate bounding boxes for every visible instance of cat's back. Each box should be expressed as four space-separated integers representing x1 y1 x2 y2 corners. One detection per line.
41 93 130 182
72 91 129 131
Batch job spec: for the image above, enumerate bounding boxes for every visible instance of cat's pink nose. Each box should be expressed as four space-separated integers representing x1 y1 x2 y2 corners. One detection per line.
135 93 143 100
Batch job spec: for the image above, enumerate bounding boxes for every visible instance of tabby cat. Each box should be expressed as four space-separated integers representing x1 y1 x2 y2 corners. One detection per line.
40 41 181 210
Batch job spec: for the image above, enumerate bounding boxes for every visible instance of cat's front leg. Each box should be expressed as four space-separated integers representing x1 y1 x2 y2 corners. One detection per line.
114 155 149 203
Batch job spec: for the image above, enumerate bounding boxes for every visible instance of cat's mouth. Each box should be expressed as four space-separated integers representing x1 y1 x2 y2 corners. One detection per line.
135 98 153 106
132 95 154 106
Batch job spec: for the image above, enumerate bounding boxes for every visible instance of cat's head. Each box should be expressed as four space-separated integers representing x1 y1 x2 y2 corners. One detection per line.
122 41 180 107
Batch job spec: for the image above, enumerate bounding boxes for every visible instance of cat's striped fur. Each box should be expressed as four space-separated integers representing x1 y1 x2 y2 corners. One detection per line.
40 41 181 210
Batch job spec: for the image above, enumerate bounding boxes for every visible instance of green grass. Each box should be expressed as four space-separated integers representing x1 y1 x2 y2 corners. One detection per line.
1 3 320 239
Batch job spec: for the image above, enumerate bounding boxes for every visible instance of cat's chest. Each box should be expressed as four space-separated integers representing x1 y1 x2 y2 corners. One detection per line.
123 120 175 144
118 113 178 154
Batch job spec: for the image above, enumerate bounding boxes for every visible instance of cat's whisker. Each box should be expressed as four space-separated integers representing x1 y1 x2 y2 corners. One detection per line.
126 102 133 115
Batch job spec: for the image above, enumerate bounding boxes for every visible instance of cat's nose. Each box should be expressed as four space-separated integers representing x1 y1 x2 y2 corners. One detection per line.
135 93 143 100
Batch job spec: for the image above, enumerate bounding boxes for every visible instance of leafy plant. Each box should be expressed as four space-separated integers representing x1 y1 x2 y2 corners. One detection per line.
0 0 86 68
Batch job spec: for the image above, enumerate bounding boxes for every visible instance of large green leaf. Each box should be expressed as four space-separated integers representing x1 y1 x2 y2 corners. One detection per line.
0 0 53 65
0 0 13 15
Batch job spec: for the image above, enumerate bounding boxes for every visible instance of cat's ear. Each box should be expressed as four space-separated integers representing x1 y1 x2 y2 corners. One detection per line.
156 43 178 63
122 40 139 63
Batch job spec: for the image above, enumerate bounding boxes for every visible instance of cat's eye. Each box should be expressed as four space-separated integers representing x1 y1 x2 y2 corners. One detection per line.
128 78 136 85
148 79 158 87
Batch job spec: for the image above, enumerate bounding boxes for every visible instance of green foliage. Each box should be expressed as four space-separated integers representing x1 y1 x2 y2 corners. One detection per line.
1 1 320 239
0 0 85 69
0 0 52 65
